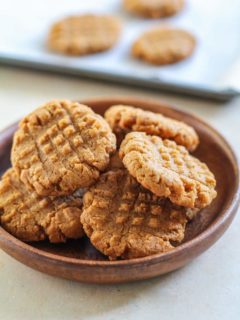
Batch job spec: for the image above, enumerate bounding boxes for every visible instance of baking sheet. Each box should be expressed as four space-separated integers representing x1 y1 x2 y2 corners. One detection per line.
1 0 240 100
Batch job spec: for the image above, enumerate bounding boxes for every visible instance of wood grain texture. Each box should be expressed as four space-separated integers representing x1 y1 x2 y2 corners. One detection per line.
0 96 239 284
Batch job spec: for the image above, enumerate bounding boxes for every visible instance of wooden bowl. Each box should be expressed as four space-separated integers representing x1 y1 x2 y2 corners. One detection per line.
0 97 239 284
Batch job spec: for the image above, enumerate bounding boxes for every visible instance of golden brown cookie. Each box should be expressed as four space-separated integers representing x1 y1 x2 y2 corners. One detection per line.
0 168 84 243
81 169 189 260
48 14 121 55
123 0 184 18
11 100 116 196
105 105 199 151
132 28 196 65
119 132 217 209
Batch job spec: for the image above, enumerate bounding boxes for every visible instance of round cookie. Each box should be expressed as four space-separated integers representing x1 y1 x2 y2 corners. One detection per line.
119 132 217 209
81 169 189 260
132 28 196 65
0 168 84 243
123 0 184 18
12 100 116 196
48 14 121 55
105 105 199 151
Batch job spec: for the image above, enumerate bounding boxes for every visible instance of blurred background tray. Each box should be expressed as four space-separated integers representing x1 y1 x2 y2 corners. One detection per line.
1 0 240 101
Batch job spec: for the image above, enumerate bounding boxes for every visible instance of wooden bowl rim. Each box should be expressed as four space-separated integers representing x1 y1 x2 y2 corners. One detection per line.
0 96 239 268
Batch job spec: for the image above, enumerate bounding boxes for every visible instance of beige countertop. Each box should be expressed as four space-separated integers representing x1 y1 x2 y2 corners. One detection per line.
0 66 239 320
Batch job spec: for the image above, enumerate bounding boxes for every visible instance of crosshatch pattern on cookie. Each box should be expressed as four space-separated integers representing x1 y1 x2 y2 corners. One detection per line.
48 14 121 55
119 132 217 209
81 169 191 260
0 169 84 243
105 105 199 151
12 100 116 196
132 28 196 65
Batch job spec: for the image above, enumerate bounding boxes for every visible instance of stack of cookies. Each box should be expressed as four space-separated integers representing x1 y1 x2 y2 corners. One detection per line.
0 101 217 260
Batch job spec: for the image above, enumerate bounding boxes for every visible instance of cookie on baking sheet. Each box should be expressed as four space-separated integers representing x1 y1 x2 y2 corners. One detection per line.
0 168 84 243
123 0 184 18
119 132 217 209
105 105 199 151
48 14 121 55
81 169 190 260
11 100 116 196
132 28 196 65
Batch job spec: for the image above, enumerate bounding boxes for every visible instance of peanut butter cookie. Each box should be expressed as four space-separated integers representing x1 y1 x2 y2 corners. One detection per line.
12 100 116 196
119 132 217 209
123 0 184 18
105 105 199 151
0 168 84 243
132 28 196 65
81 169 189 260
48 14 121 55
